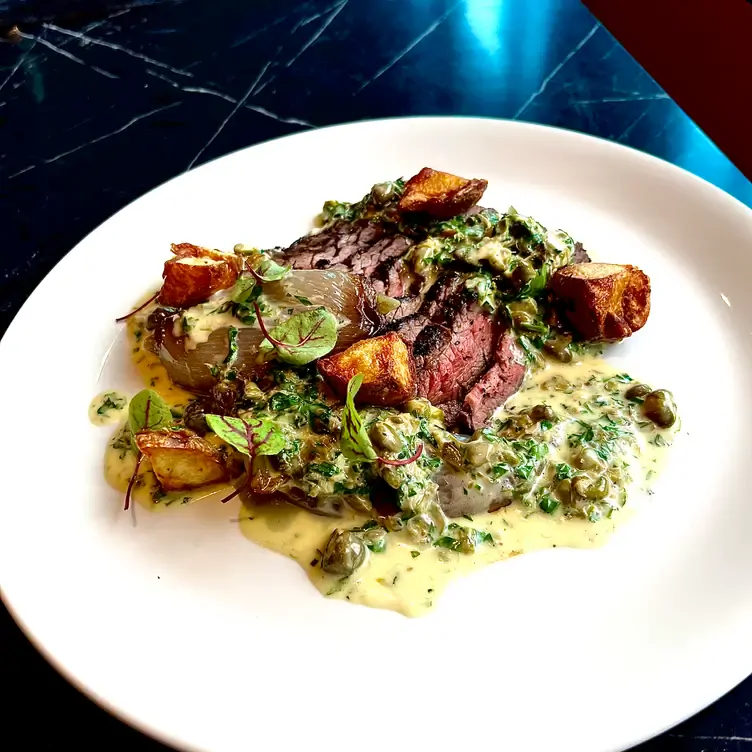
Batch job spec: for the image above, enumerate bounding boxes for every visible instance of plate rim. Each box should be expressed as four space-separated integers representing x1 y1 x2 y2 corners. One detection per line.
2 115 752 752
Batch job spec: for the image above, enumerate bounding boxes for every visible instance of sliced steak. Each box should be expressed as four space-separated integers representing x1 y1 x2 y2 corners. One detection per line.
415 308 499 405
279 220 416 299
457 331 526 432
384 295 424 325
390 272 500 420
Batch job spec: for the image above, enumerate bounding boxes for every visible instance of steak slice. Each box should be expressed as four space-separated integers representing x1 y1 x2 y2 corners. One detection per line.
279 219 415 298
457 331 526 432
415 309 499 405
390 272 500 418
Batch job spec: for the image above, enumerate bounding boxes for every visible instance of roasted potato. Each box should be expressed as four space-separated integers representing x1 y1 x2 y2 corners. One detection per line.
159 242 241 308
551 263 651 341
318 332 416 406
398 168 488 219
135 429 233 490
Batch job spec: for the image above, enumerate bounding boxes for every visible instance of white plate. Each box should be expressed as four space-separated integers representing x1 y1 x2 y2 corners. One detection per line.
2 118 752 752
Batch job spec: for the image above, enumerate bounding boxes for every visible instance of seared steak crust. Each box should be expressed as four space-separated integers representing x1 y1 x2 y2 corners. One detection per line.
279 220 414 296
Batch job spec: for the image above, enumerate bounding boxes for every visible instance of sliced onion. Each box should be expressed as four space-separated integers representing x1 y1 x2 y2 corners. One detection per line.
157 270 383 391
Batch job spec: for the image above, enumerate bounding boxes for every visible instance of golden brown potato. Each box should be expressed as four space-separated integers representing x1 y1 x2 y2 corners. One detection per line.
159 243 241 308
135 429 232 491
317 332 416 406
551 263 651 341
398 168 488 219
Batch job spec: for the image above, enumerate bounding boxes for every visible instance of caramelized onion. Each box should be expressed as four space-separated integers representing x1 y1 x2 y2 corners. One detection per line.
157 270 383 392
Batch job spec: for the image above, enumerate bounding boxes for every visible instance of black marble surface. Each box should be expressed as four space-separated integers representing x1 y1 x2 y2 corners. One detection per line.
2 1 751 750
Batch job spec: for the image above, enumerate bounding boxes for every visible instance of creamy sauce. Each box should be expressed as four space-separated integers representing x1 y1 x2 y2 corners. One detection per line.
129 318 195 410
89 390 129 426
237 494 617 617
232 354 672 617
503 357 671 493
172 288 244 349
102 301 676 618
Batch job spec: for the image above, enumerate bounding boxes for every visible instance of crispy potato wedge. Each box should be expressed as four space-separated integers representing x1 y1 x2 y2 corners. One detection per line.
551 262 651 341
318 332 416 406
398 168 488 219
135 429 232 491
159 242 241 308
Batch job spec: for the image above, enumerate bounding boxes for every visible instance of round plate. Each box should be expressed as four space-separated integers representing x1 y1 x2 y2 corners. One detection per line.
2 118 752 752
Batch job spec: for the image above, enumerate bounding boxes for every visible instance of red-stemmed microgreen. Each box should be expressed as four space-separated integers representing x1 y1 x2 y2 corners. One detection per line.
123 389 173 511
205 415 286 503
377 443 424 466
254 301 337 366
241 252 291 284
341 374 424 467
115 292 159 323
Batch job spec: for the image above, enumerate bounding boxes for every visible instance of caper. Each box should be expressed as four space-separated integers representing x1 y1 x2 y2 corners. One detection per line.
406 514 435 545
380 466 403 490
625 383 651 401
528 404 555 423
455 527 477 555
182 400 208 435
498 447 520 466
572 476 591 498
383 514 405 533
508 299 538 316
369 421 403 453
441 442 464 471
642 389 677 428
375 294 400 315
465 441 491 467
405 398 444 422
543 335 573 363
498 413 533 438
555 478 573 504
146 307 176 331
362 526 387 551
572 448 602 470
551 375 573 392
345 494 372 515
515 261 536 282
321 529 367 576
370 181 395 204
508 299 540 330
585 475 611 500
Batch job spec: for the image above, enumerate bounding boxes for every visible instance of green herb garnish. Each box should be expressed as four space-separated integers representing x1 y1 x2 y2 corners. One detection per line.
340 374 378 463
224 326 239 365
308 462 339 477
230 276 263 325
256 304 338 366
123 389 173 511
241 250 291 282
555 463 575 480
96 392 126 416
539 495 560 514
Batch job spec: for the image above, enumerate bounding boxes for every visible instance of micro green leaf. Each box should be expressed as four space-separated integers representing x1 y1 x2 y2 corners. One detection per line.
243 251 291 282
128 389 172 448
205 415 286 458
340 374 378 463
123 389 172 512
256 303 337 366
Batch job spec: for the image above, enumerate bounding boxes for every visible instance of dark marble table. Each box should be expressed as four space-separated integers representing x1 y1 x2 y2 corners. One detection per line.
2 1 751 750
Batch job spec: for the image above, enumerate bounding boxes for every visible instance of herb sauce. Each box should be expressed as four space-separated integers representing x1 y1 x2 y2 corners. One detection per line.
102 313 675 616
89 391 129 426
